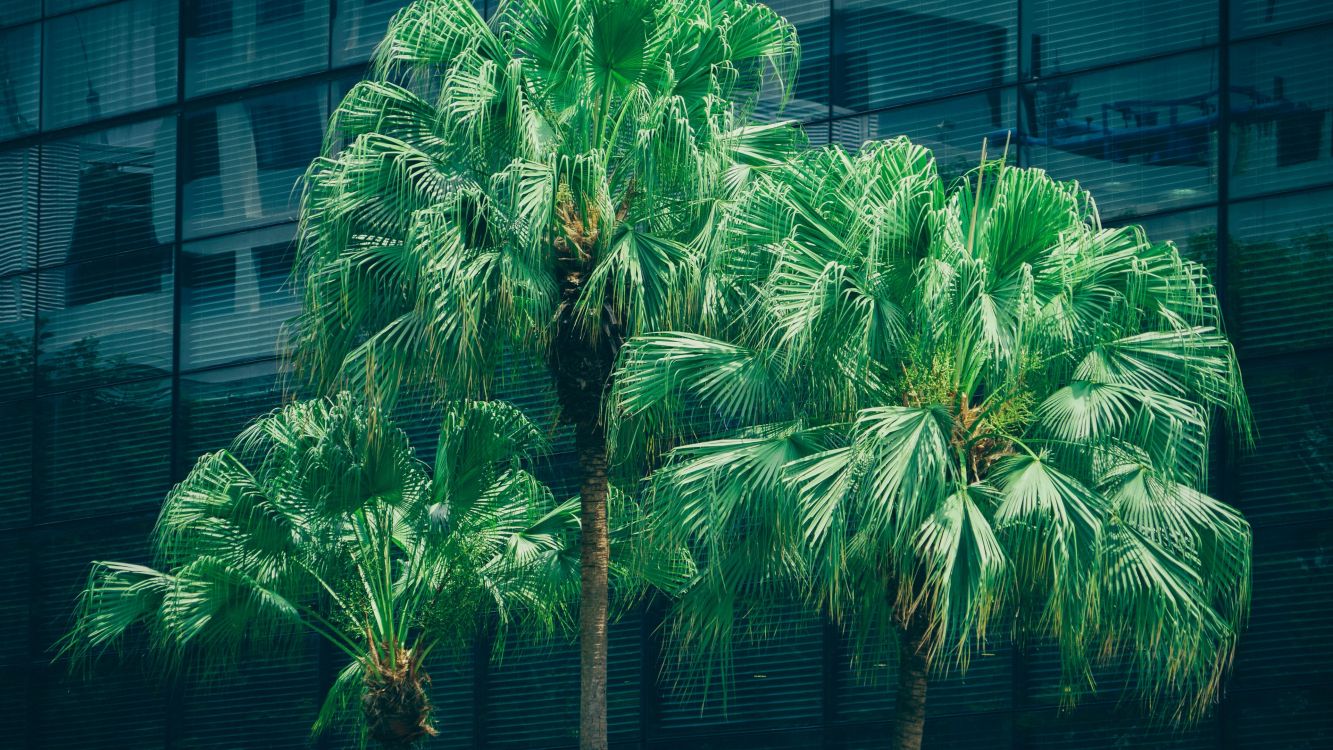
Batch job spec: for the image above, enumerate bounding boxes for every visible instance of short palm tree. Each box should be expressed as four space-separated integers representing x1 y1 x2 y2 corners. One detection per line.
59 395 578 748
291 0 798 744
610 139 1253 750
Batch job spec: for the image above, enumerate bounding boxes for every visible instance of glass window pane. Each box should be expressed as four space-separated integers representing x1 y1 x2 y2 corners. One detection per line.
333 0 410 66
1110 206 1219 270
757 0 829 122
37 248 173 391
831 88 1017 184
179 361 289 466
1021 50 1219 221
1022 709 1216 748
0 272 34 400
181 223 299 371
1236 361 1333 525
1228 190 1333 357
658 603 823 731
0 402 32 530
42 0 178 130
179 642 321 750
0 146 39 275
1230 684 1333 748
182 84 329 239
0 0 38 27
0 23 40 141
39 117 176 267
1230 0 1333 40
1237 524 1333 689
37 379 172 522
1229 29 1333 200
832 0 1016 115
185 0 330 97
1022 0 1216 78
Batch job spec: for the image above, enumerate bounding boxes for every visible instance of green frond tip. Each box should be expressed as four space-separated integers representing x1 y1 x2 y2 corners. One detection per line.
57 393 580 745
620 136 1251 724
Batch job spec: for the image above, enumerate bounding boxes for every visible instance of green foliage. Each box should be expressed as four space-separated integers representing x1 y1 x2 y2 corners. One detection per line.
610 137 1253 722
58 395 579 743
291 0 801 408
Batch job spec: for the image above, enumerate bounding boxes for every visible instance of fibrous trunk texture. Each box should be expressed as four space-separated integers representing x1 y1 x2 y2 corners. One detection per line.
551 246 620 750
892 615 930 750
363 648 436 749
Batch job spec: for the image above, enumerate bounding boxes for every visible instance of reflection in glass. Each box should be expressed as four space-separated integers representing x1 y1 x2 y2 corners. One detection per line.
0 401 32 530
179 360 289 465
0 0 38 27
1229 30 1332 200
754 0 829 122
38 378 172 522
1108 206 1219 270
832 0 1015 116
42 0 178 130
0 273 34 401
1228 191 1333 357
1230 0 1333 41
0 23 39 142
182 84 328 239
181 223 300 371
1022 0 1215 77
0 146 38 275
333 0 411 66
1020 51 1219 220
185 0 329 97
1238 362 1333 526
37 248 173 391
39 117 176 268
831 88 1017 184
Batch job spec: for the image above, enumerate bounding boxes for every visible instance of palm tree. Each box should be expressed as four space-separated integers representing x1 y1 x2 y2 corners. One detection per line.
290 1 798 744
609 139 1253 750
58 395 579 748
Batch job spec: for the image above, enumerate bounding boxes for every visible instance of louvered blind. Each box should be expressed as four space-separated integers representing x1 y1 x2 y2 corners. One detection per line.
39 118 176 268
1023 0 1216 77
1229 191 1333 358
42 0 178 130
185 0 330 98
1229 30 1333 201
1235 523 1333 688
1236 362 1333 524
0 22 39 142
1231 684 1333 749
1022 50 1219 221
0 533 30 666
178 641 321 750
179 361 288 465
0 146 38 275
0 401 32 530
38 379 172 522
0 272 35 401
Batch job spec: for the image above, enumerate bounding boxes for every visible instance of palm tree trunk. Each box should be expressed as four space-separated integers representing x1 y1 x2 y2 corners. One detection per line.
576 422 610 750
891 615 929 750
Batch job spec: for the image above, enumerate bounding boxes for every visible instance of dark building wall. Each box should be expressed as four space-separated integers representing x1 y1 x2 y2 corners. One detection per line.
0 1 1330 748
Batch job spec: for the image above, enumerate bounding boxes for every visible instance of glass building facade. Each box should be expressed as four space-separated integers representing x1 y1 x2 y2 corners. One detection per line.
0 1 1330 747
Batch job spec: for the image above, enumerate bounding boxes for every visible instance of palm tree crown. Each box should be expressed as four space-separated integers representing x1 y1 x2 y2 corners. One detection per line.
59 395 578 748
610 138 1253 736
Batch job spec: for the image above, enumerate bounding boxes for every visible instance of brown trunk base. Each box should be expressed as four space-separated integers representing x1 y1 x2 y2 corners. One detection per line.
363 649 437 749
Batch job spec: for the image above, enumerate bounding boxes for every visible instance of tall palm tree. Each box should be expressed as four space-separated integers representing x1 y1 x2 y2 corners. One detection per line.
609 139 1253 750
291 0 798 744
59 395 579 748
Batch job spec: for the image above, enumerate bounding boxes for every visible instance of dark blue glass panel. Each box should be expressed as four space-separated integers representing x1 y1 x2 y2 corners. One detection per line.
181 223 299 371
178 360 289 467
0 22 40 141
42 0 178 129
0 400 31 530
1229 29 1333 200
1236 523 1333 688
178 640 321 750
1231 0 1333 41
0 145 39 275
1022 0 1216 78
1110 206 1219 271
1231 684 1333 749
37 248 173 391
1236 359 1333 525
1021 50 1219 221
1020 707 1216 748
0 272 34 400
757 0 829 122
1228 190 1333 357
658 603 823 732
34 514 165 748
831 88 1018 185
832 0 1016 116
37 379 172 522
185 0 329 97
0 0 38 27
0 533 28 666
39 117 176 267
182 84 328 239
333 0 411 66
